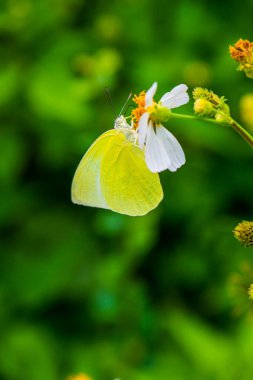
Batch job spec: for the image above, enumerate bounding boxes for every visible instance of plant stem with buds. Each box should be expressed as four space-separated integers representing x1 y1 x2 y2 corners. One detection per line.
171 113 253 149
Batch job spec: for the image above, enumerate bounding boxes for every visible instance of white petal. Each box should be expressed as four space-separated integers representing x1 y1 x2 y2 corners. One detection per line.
145 82 157 107
145 124 171 173
160 84 189 109
137 112 149 148
156 126 185 171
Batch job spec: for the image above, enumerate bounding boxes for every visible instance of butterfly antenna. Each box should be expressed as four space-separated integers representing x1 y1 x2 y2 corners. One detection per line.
105 87 117 116
119 93 132 116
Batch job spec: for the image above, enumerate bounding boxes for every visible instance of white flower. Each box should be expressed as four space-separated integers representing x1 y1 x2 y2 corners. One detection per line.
137 82 189 173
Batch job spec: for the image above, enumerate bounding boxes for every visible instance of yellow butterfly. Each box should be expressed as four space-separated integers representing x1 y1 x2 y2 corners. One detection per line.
71 115 163 216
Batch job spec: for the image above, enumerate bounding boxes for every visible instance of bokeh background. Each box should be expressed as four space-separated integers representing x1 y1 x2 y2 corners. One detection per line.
1 0 253 379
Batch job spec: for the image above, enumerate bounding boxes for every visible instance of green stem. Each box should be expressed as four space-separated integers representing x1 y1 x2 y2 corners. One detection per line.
229 118 253 149
171 112 253 149
171 112 225 125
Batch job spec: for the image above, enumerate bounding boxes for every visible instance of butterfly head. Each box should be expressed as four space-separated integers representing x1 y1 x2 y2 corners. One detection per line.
114 115 132 130
114 115 137 143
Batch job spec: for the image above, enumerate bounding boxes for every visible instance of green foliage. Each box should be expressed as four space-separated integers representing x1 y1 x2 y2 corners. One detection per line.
0 0 253 379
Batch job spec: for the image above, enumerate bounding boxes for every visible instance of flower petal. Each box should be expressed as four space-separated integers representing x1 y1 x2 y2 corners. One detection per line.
137 112 149 148
145 82 157 107
156 125 186 171
160 84 189 109
145 124 171 173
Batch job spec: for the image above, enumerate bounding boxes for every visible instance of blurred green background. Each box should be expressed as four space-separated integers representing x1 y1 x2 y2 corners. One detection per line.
1 0 253 379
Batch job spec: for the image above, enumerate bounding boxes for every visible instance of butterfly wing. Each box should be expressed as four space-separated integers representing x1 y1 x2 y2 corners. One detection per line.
72 129 163 216
101 133 163 216
71 130 117 210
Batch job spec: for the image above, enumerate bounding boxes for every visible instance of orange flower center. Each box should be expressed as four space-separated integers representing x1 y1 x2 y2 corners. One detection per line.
131 91 146 128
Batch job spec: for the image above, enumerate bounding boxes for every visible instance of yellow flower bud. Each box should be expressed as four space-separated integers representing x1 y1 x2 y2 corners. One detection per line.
233 221 253 247
193 87 230 121
214 110 231 123
67 374 93 380
239 93 253 131
194 98 213 116
248 284 253 300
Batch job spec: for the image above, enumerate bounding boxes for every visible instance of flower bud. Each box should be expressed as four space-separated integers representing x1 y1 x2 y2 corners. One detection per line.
193 87 230 121
214 110 231 123
230 39 253 79
239 93 253 132
194 98 213 116
67 375 93 380
233 221 253 247
248 284 253 300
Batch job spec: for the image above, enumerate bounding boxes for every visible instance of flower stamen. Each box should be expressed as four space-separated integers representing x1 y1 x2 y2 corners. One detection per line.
131 91 146 127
